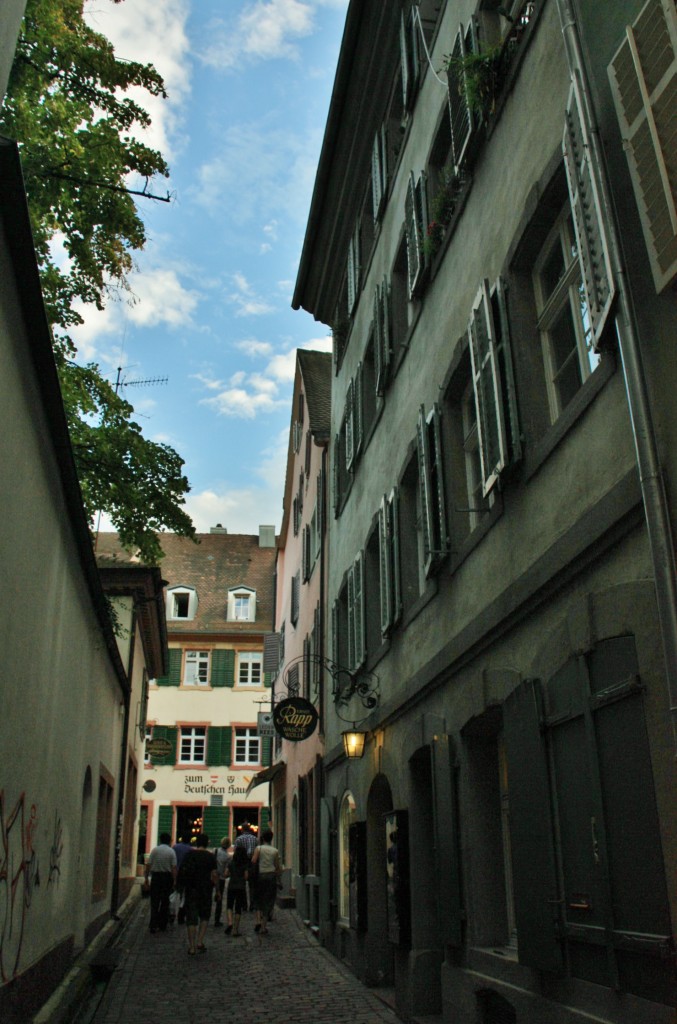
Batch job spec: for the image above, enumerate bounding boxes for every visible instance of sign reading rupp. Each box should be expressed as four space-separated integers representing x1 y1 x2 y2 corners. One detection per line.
273 697 318 742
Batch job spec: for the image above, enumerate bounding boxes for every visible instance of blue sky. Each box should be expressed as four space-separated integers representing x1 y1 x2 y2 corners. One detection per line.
76 0 347 535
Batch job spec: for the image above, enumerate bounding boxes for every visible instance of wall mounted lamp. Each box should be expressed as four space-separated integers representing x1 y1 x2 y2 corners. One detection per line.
341 727 367 759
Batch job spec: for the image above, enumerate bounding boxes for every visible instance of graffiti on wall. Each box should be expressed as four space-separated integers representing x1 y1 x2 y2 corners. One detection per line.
0 791 41 983
48 813 63 888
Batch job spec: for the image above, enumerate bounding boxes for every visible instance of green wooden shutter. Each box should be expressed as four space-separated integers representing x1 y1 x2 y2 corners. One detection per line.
354 362 363 458
203 806 230 846
390 487 402 627
207 726 231 766
447 26 474 171
431 734 463 946
371 129 383 220
260 807 271 832
151 726 177 766
211 648 234 687
608 0 677 293
261 736 272 768
563 78 615 344
155 648 181 686
429 404 448 565
379 495 392 637
157 804 174 841
503 679 564 973
345 379 355 470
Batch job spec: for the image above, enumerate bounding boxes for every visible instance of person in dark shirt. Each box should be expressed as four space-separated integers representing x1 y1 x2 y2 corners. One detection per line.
178 832 219 954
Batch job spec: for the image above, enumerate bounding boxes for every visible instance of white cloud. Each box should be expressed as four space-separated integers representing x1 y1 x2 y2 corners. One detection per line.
127 268 199 327
235 340 274 357
84 0 192 162
202 0 315 69
227 272 275 317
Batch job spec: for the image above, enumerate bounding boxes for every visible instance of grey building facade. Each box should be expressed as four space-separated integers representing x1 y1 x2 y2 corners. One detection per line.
293 2 677 1023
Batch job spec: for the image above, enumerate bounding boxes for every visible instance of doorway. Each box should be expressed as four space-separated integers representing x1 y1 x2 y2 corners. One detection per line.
175 805 204 844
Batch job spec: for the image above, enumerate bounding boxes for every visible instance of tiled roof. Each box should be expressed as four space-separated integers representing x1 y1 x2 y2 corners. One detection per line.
298 349 331 435
95 532 276 637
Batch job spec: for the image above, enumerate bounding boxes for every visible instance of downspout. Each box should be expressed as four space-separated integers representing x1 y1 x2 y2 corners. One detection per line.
110 605 137 917
556 0 677 753
319 445 328 737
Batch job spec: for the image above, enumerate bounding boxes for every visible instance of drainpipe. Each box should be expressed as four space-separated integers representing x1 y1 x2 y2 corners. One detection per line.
556 0 677 753
110 604 137 917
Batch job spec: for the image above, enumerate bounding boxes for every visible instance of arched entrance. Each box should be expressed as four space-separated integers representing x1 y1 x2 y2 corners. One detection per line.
365 773 394 987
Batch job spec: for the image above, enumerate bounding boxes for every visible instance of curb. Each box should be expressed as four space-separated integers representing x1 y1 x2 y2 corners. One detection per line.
32 886 141 1024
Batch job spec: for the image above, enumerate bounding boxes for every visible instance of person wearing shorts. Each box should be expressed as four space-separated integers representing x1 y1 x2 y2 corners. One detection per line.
179 833 219 954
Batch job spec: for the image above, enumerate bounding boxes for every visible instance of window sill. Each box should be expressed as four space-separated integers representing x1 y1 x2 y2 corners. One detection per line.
524 353 616 484
400 577 438 632
449 493 504 575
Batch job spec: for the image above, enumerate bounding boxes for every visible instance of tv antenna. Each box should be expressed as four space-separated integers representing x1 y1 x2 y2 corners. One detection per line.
114 366 168 394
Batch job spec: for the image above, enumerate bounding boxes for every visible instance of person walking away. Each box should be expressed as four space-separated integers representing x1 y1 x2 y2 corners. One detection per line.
224 844 249 936
179 832 219 954
251 830 281 934
214 835 232 927
145 832 177 934
172 833 193 924
234 821 258 910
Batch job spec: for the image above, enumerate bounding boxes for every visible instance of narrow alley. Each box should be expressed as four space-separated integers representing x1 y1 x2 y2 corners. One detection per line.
81 895 406 1024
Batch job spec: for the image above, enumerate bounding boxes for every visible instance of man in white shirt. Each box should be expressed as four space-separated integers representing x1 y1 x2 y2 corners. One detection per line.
145 832 177 933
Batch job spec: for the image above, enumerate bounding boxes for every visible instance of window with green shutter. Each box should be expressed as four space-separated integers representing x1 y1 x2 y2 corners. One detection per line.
261 735 272 768
157 805 174 842
155 648 181 686
150 726 177 766
211 648 235 687
207 726 232 767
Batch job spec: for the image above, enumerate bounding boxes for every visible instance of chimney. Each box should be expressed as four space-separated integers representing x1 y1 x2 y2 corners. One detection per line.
259 525 275 548
210 524 228 534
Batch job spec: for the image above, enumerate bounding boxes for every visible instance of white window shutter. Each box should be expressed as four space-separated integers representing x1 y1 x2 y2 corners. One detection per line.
468 280 508 496
563 77 616 347
389 487 402 627
371 130 383 221
331 599 339 668
353 551 366 669
374 285 384 396
345 379 355 470
430 404 449 562
317 467 325 536
382 277 392 380
608 0 677 292
347 565 356 670
354 362 364 458
346 226 360 316
400 7 419 111
416 404 434 575
415 172 430 263
405 172 422 297
332 434 340 515
447 26 474 173
379 495 392 637
494 278 522 465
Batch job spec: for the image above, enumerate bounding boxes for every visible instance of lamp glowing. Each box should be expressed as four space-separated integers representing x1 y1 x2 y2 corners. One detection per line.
342 728 367 759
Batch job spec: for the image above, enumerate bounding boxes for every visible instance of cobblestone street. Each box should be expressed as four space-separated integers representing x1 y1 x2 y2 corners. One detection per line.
88 897 401 1024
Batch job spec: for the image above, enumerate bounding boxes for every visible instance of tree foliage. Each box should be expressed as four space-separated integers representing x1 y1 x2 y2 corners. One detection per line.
0 0 195 562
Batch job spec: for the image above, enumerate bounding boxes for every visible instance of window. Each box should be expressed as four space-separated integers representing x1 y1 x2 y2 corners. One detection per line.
416 404 449 576
238 652 262 686
144 725 153 764
291 571 300 626
92 771 114 898
446 21 479 174
405 171 429 297
166 586 197 620
339 792 357 920
371 122 388 221
234 727 260 766
533 205 600 423
400 5 420 112
461 379 489 532
346 223 361 316
379 488 402 637
227 587 256 622
608 0 677 293
347 552 366 672
373 277 392 396
399 454 427 616
468 278 521 493
179 727 206 765
184 650 210 686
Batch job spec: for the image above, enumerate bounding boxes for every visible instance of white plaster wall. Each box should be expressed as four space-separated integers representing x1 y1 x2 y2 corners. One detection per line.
0 218 124 984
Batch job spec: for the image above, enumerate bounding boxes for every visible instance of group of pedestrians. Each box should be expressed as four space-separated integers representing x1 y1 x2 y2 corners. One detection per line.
144 822 282 954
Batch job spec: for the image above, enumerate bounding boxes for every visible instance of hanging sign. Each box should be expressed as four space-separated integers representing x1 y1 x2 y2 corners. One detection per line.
273 697 318 742
146 738 173 758
257 711 276 737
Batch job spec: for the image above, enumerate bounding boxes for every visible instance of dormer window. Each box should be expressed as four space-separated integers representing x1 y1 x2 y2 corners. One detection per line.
167 586 198 621
227 586 256 622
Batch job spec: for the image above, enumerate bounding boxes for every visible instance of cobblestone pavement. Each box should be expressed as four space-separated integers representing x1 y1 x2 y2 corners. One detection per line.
91 898 401 1024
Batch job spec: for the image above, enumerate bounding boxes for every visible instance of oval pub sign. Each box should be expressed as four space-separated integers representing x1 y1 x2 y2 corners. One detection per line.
273 697 318 742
